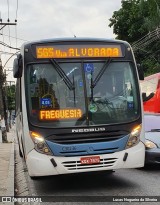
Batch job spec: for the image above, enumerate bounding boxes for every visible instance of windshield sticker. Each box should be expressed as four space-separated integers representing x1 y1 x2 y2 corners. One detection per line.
41 98 51 107
127 96 134 109
89 103 98 113
127 96 133 102
127 102 134 109
39 109 82 120
84 63 94 73
79 81 83 87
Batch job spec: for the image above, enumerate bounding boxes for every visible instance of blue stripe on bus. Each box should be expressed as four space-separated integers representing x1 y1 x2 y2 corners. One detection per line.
46 135 129 156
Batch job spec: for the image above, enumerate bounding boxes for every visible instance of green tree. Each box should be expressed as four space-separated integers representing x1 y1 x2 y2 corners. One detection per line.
109 0 148 43
7 85 15 111
109 0 160 75
140 0 160 30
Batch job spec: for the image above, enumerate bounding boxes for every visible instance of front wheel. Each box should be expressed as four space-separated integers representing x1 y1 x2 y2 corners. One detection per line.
18 144 23 158
17 136 23 158
30 176 42 180
106 170 115 174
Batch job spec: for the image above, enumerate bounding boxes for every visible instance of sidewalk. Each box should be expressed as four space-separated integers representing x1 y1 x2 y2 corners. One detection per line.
0 126 15 199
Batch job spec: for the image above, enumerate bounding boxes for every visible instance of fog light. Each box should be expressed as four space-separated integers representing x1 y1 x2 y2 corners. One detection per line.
44 148 49 153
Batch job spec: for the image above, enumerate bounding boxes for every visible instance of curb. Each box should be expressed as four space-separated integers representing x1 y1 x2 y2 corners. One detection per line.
6 142 14 196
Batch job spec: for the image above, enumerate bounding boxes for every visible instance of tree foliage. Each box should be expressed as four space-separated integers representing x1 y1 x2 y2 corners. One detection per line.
109 0 160 76
109 0 148 43
140 0 160 30
7 85 15 110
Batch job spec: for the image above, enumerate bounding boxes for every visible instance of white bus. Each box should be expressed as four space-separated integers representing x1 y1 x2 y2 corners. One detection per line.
13 38 145 178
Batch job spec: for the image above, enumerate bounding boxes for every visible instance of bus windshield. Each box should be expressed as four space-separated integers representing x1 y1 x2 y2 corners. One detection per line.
26 61 139 127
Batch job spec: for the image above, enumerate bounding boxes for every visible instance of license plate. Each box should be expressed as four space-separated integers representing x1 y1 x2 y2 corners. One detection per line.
80 156 100 165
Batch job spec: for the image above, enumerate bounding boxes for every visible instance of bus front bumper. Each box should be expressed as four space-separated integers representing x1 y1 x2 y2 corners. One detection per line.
26 141 145 177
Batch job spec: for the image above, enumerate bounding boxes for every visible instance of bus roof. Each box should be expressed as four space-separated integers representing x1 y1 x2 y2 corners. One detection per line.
21 37 130 48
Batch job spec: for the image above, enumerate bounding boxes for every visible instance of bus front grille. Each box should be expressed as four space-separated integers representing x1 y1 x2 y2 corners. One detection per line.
47 131 128 144
62 157 117 170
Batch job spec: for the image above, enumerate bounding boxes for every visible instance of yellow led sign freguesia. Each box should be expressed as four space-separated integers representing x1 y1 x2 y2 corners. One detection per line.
36 46 122 58
39 109 82 120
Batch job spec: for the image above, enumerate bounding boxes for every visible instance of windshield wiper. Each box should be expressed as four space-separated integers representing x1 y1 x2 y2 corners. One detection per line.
90 58 112 101
91 58 112 89
50 59 75 90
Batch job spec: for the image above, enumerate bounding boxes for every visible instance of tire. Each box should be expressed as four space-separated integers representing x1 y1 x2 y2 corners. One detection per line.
106 170 115 174
18 144 23 158
30 176 41 180
17 136 23 158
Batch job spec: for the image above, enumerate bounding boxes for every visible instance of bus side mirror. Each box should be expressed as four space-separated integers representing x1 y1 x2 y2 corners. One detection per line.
13 54 23 78
142 92 146 102
137 64 144 80
142 92 154 102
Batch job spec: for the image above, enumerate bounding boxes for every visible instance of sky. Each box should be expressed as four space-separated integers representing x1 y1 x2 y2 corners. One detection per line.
0 0 122 82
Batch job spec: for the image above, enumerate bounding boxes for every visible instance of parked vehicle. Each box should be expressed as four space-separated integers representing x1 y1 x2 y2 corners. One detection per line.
140 73 160 113
144 113 160 164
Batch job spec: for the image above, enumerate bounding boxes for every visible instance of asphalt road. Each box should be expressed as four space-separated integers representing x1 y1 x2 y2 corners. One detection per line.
15 143 160 205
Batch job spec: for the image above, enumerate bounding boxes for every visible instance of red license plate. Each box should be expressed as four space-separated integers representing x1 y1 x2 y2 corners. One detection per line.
80 156 100 165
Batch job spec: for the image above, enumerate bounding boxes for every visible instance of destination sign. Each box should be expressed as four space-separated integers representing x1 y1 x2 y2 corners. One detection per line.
36 44 123 58
39 109 82 120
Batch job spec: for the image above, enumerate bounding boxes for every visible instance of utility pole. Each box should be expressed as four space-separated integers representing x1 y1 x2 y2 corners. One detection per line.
0 59 3 142
0 59 4 116
3 69 9 132
0 59 4 117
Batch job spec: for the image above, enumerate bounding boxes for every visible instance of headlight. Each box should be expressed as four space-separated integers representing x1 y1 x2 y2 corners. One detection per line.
126 125 141 149
30 131 52 155
145 140 157 149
